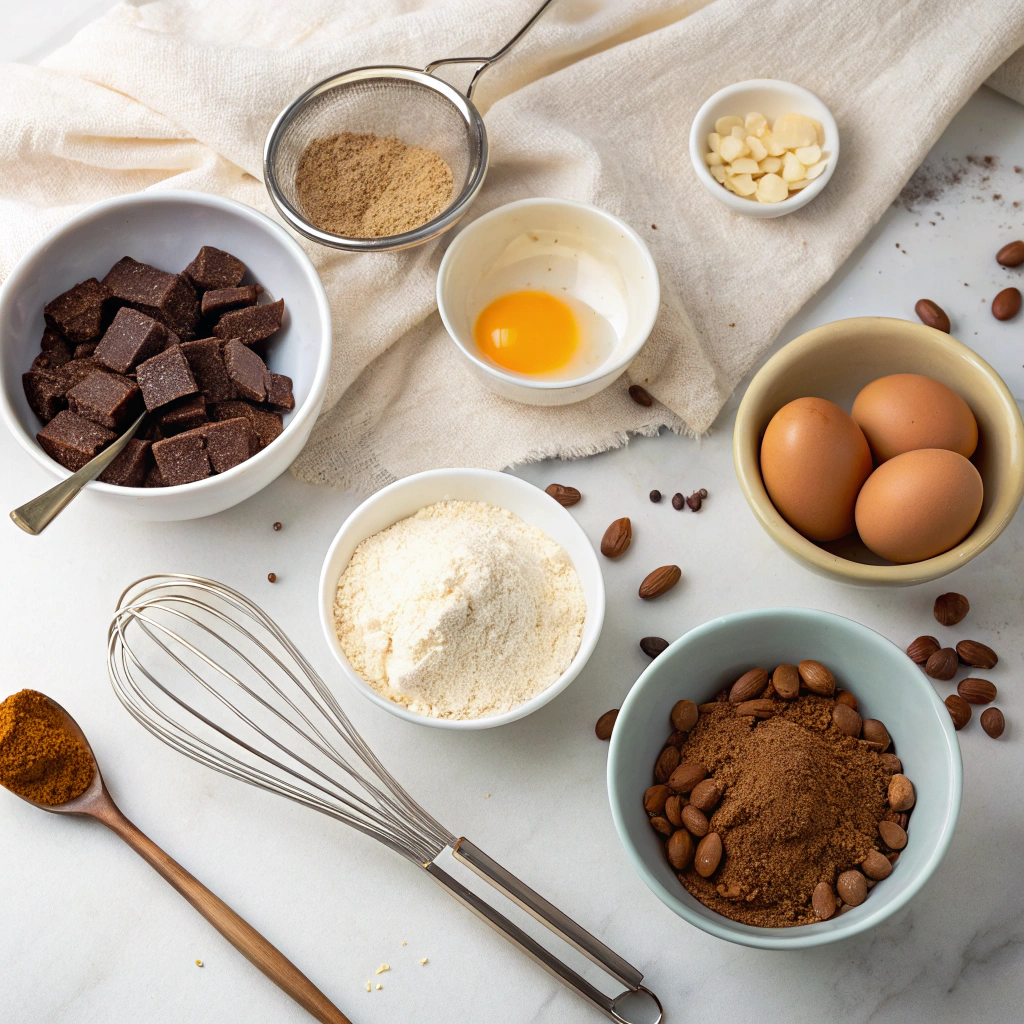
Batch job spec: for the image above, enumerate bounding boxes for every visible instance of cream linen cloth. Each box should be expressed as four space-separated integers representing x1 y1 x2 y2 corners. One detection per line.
4 0 1024 492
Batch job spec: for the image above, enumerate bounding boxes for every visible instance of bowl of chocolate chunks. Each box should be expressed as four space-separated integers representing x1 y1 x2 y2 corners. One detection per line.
0 190 331 520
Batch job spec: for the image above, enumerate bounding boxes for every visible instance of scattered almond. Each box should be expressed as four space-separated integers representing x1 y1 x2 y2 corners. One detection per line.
992 286 1022 321
639 565 681 599
924 647 958 680
957 677 996 704
945 693 972 730
981 706 1005 738
996 240 1024 266
545 483 580 506
956 639 997 669
933 592 969 626
906 635 940 663
600 517 632 558
594 709 618 740
914 298 951 333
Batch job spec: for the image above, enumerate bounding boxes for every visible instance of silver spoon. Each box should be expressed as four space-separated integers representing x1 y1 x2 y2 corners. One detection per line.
10 411 146 535
4 694 351 1024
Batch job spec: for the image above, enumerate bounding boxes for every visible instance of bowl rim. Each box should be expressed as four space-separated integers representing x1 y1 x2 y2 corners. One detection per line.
606 605 963 949
0 189 333 499
436 197 661 391
688 78 839 217
317 467 606 730
733 316 1024 584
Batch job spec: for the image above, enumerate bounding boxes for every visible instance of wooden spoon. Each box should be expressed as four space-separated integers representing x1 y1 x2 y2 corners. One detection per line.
6 697 351 1024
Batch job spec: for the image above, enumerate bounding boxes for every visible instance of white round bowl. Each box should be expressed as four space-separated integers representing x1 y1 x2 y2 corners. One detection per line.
689 79 839 219
318 468 605 729
437 198 660 406
608 607 961 949
0 190 332 521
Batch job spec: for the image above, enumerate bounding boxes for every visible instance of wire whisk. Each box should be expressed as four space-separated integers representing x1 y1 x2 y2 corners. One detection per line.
108 575 662 1024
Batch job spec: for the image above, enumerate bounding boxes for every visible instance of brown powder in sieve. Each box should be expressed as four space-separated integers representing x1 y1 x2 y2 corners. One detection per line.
674 694 892 927
295 132 454 239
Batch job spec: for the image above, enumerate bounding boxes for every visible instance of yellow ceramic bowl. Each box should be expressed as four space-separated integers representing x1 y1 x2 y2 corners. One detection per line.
734 317 1024 586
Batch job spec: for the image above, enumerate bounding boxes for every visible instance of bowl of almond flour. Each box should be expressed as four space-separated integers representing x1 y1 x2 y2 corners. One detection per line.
318 469 605 729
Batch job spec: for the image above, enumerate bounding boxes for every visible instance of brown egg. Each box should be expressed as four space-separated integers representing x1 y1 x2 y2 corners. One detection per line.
760 397 873 541
855 448 983 563
851 373 978 463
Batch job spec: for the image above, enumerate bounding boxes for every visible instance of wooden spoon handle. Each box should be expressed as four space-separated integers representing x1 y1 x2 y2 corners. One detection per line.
93 801 351 1024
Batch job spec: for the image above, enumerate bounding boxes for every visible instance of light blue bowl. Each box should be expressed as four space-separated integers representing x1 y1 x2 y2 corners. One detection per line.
607 607 962 949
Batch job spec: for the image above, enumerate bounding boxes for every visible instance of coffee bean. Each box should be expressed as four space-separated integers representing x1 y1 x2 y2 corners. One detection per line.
924 647 958 680
812 881 837 920
992 286 1022 320
595 709 618 740
878 820 908 850
640 636 669 659
664 794 685 827
981 707 1005 738
888 773 916 811
685 488 708 512
835 689 858 709
798 660 835 696
957 677 996 704
997 240 1024 266
267 572 277 583
694 833 723 877
643 784 670 814
836 869 868 906
906 635 940 663
861 850 893 881
545 483 581 506
771 664 800 700
945 694 972 730
600 517 632 558
639 565 681 599
670 699 699 733
650 816 673 836
879 752 902 774
629 384 654 407
649 489 662 503
655 745 681 782
862 719 890 751
671 492 684 510
914 298 951 332
956 639 997 669
832 703 863 738
729 667 769 703
272 521 282 531
667 761 707 794
689 778 723 813
681 804 709 837
933 592 969 626
666 829 696 870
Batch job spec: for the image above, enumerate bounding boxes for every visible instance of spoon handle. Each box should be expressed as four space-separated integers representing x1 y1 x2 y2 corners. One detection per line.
91 799 351 1024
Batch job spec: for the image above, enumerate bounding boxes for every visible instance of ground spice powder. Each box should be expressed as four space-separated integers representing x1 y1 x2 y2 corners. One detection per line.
675 694 891 927
295 132 454 238
0 690 94 805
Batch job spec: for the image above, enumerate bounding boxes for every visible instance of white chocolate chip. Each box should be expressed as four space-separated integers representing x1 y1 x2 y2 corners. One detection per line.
729 157 760 175
771 112 818 149
707 132 721 154
758 156 782 173
787 178 810 190
744 111 768 137
715 115 744 135
730 125 746 140
795 144 821 166
781 151 806 182
745 136 768 161
710 164 728 183
810 118 825 146
756 173 789 203
719 135 748 162
804 158 828 179
704 150 724 166
729 173 757 196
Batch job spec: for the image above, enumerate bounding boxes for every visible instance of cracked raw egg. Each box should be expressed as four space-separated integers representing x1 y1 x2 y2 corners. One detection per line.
474 290 579 375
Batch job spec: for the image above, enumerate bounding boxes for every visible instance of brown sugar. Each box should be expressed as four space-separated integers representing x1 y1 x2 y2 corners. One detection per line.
0 690 94 805
295 132 454 239
673 694 891 927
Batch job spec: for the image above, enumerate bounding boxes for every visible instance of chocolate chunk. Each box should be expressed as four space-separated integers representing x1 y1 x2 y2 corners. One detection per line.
67 371 140 430
43 278 110 343
37 410 116 471
73 342 99 359
180 337 234 402
53 357 103 393
141 419 165 442
22 370 66 422
102 257 199 339
40 328 73 367
152 429 211 485
98 437 152 487
182 246 246 292
136 344 198 410
222 338 268 401
200 284 260 319
212 298 284 345
200 417 257 473
265 372 295 411
95 307 167 374
209 400 283 449
158 393 208 436
143 463 165 487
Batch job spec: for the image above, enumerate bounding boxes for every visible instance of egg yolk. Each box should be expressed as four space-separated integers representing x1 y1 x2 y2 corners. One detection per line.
473 291 578 374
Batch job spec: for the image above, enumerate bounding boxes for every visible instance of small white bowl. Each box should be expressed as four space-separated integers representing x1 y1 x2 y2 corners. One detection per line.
0 190 332 521
318 468 605 729
437 198 660 406
689 79 839 219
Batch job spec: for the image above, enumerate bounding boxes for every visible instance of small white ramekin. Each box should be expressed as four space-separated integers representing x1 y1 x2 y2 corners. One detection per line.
318 468 605 730
437 198 660 406
689 79 839 219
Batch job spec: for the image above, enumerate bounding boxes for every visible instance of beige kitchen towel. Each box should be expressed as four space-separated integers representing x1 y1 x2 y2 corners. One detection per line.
3 0 1024 492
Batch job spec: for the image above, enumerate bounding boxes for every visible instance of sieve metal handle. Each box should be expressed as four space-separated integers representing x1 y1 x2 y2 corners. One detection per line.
424 0 556 100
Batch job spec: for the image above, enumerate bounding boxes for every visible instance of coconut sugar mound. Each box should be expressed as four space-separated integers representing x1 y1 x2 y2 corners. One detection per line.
295 132 454 239
676 695 891 927
333 501 586 720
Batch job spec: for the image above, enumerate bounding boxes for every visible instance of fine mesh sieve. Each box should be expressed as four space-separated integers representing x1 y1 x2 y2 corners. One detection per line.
263 0 556 252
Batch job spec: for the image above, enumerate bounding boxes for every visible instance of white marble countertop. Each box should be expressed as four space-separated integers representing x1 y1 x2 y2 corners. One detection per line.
2 6 1024 1024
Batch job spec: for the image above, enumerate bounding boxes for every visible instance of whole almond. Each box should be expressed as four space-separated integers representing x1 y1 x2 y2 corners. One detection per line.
654 745 681 782
835 689 858 710
772 664 800 700
879 752 903 774
798 660 836 696
861 719 891 751
670 699 699 733
545 483 581 506
878 819 908 850
649 816 673 836
836 869 868 906
641 636 669 659
667 761 707 794
832 703 863 738
924 647 958 680
981 706 1005 738
958 677 997 704
934 592 969 626
945 693 972 730
729 667 769 703
681 804 709 837
595 709 618 740
664 794 685 827
956 639 997 669
888 773 916 811
628 383 654 407
997 239 1024 266
600 517 632 558
907 635 941 663
694 832 723 878
734 699 778 719
689 778 723 813
666 828 696 870
639 565 681 599
914 298 950 332
644 784 670 814
992 286 1022 321
812 881 837 920
861 850 893 881
665 730 686 748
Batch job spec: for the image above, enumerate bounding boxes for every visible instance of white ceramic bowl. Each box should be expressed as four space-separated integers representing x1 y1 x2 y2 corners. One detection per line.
608 607 961 949
0 190 332 521
689 79 839 219
318 468 605 729
437 198 660 406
